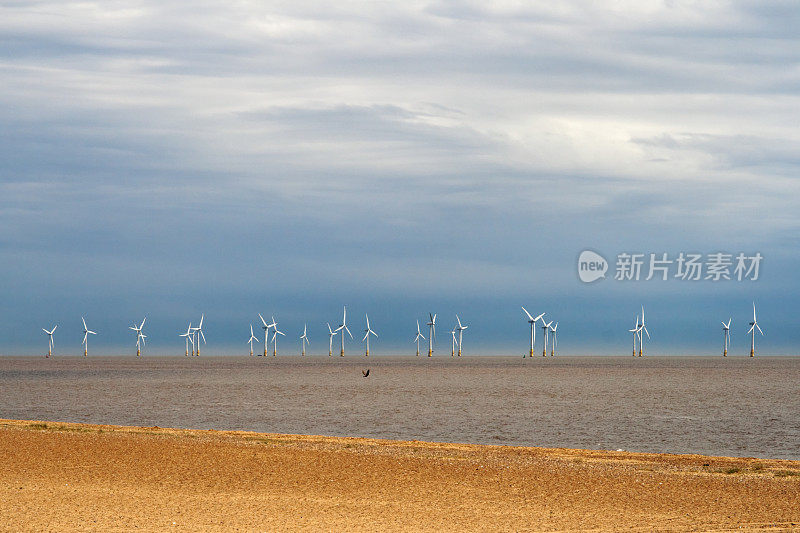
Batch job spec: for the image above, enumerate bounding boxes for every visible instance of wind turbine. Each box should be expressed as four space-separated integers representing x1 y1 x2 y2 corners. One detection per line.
81 317 96 357
455 315 468 357
300 324 310 356
450 328 457 357
426 313 436 357
721 318 731 357
258 314 273 356
414 320 426 357
747 302 763 357
629 316 639 357
179 322 193 356
550 322 558 356
362 314 377 356
338 306 353 356
638 306 650 357
193 314 206 356
271 321 285 356
521 307 545 358
327 323 338 357
247 324 259 356
42 325 57 358
541 320 552 357
129 317 146 356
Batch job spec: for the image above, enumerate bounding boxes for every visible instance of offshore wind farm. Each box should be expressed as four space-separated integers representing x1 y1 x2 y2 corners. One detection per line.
14 300 783 358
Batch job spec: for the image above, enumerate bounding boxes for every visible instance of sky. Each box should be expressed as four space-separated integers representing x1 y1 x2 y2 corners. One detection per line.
1 1 799 355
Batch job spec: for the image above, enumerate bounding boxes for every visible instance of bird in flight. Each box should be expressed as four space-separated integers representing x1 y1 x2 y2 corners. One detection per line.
362 369 370 378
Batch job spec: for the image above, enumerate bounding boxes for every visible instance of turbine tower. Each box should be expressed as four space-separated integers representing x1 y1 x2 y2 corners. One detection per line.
414 320 425 357
747 302 763 357
271 322 285 356
541 320 552 357
550 322 558 356
455 315 468 357
193 314 206 356
638 306 650 357
81 317 96 357
521 307 545 358
721 318 731 357
362 314 377 356
129 317 146 356
450 328 457 357
42 325 57 358
300 324 310 356
338 306 353 356
180 322 193 356
247 324 259 356
178 322 193 356
327 323 338 357
629 316 639 357
426 313 436 357
258 314 273 356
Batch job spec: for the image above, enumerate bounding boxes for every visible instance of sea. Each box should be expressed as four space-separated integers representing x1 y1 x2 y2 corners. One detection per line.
1 355 798 460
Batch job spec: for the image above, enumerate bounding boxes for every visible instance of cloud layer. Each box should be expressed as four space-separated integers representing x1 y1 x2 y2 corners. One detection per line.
1 1 799 354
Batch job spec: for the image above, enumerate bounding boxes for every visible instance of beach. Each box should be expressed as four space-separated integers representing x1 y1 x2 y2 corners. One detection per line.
0 419 798 531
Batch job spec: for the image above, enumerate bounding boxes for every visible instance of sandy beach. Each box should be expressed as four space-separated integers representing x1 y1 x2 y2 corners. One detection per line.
0 419 798 532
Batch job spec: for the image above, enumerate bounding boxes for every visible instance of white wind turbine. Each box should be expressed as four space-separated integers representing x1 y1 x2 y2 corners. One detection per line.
192 314 206 356
300 324 310 356
541 320 552 357
637 306 650 357
629 316 639 357
362 314 377 356
521 307 545 358
414 320 426 357
549 322 558 356
271 320 286 356
426 313 436 357
180 322 193 356
747 302 763 357
42 324 57 358
337 306 353 357
81 317 96 357
129 317 146 356
258 314 273 357
247 324 259 356
327 323 338 357
455 315 468 357
721 318 731 357
450 328 457 357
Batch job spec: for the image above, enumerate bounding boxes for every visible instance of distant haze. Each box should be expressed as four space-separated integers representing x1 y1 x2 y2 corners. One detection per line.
1 2 798 355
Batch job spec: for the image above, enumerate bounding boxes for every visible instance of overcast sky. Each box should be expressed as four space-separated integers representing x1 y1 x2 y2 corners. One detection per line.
1 1 799 355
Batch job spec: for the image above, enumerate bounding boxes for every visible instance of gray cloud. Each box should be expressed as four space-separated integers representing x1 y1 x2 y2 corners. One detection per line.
1 0 799 354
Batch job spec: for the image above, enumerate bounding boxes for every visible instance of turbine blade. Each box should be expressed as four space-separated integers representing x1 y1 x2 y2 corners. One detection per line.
521 307 533 321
